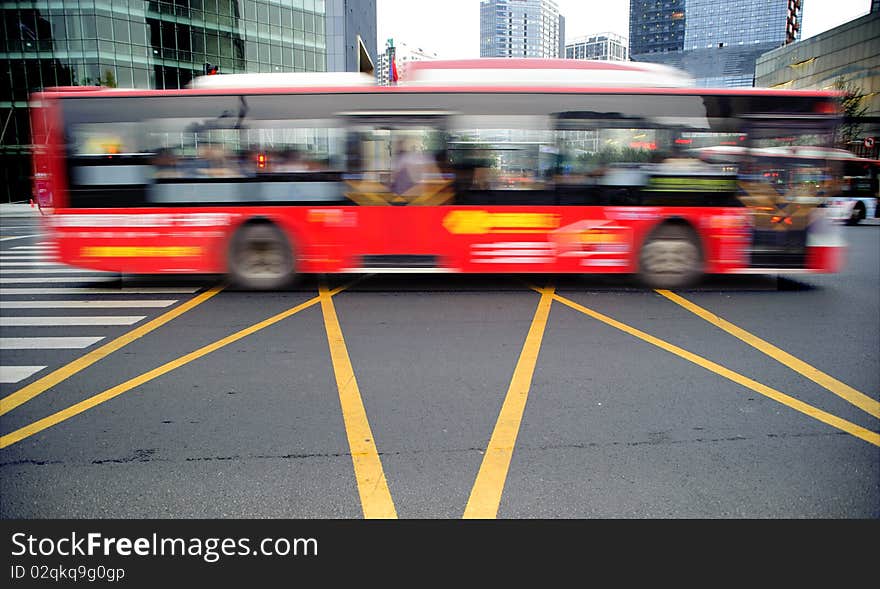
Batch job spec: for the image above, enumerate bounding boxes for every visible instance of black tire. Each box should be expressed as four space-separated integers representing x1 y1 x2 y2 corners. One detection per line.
845 202 865 226
228 222 294 290
638 223 703 289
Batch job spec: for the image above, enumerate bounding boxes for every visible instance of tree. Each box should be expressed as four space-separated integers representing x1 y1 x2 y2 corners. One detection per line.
833 78 868 146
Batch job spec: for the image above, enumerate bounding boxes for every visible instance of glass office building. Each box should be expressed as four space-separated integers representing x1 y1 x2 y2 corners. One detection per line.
629 0 801 88
684 0 795 50
629 0 685 56
480 0 565 58
1 0 375 202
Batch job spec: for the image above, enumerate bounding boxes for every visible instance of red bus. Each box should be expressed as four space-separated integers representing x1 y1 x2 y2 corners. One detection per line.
29 59 846 289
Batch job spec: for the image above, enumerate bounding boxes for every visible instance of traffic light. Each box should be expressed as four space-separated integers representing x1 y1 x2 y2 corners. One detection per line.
205 63 219 75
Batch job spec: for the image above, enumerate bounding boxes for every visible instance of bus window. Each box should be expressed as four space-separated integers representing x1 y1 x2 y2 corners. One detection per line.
344 119 451 206
553 113 740 207
447 115 556 205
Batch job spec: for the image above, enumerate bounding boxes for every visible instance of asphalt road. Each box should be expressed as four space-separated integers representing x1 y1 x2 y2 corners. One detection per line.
1 217 878 519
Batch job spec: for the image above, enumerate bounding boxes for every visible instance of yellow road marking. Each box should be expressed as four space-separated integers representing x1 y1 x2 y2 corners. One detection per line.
0 292 342 449
548 292 879 447
656 289 880 419
319 285 397 519
0 285 225 416
464 286 555 519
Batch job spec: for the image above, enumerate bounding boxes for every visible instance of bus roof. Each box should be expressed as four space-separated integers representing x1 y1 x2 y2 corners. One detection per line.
403 58 697 88
34 58 843 100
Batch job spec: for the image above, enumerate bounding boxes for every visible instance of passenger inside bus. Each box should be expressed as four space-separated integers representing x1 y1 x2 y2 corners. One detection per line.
389 137 441 197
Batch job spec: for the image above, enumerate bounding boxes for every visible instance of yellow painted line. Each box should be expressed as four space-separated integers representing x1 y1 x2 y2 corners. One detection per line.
656 289 880 420
0 285 225 416
464 286 555 519
0 294 329 449
319 285 397 519
549 292 879 447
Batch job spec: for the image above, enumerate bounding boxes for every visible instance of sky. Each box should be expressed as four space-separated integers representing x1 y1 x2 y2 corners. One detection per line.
376 0 874 59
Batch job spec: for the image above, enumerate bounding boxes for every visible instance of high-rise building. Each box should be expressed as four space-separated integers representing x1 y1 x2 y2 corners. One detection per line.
565 32 628 62
629 0 802 88
480 0 564 58
629 0 685 56
326 0 376 75
0 0 377 202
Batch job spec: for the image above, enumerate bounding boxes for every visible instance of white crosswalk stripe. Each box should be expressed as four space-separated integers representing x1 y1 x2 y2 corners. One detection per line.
0 337 105 349
0 261 62 266
0 239 209 388
1 287 199 294
0 235 41 241
0 268 111 274
1 316 146 326
0 276 119 284
0 300 177 309
0 366 47 384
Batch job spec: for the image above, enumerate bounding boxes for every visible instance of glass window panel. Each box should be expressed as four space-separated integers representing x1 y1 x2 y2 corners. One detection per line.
82 15 97 38
132 67 149 88
96 16 112 40
191 29 205 53
206 32 219 56
131 22 146 45
113 18 130 43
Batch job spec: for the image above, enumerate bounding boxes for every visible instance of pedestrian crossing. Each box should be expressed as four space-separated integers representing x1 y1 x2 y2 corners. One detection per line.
0 239 202 386
0 365 46 384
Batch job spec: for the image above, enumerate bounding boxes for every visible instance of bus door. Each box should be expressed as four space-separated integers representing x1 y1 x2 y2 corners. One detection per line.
740 119 837 269
342 114 450 270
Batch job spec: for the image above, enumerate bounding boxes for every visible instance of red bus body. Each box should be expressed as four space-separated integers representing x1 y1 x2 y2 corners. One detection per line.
29 61 847 285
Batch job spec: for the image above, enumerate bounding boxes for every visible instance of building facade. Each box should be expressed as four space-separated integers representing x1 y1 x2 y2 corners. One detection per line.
325 0 375 74
0 0 376 202
480 0 564 58
629 0 802 88
628 0 685 56
565 32 628 62
755 8 879 155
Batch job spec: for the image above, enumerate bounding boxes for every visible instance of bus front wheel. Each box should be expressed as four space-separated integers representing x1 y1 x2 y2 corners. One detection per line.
638 224 703 289
228 222 294 290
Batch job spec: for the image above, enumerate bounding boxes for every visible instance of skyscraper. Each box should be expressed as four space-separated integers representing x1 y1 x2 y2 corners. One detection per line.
629 0 802 87
480 0 565 58
629 0 685 56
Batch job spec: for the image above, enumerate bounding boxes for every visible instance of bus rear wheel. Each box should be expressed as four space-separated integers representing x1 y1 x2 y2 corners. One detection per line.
228 222 294 290
638 224 703 289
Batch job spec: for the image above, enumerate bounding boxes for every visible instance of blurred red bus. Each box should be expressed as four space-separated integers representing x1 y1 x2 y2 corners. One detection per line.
29 59 846 289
